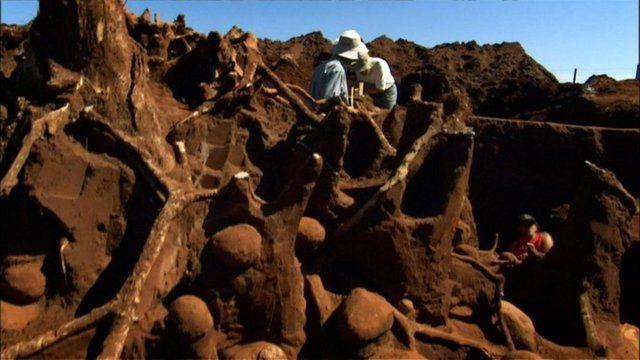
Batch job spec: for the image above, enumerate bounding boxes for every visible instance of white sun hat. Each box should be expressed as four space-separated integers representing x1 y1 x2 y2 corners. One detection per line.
355 45 374 72
332 30 368 60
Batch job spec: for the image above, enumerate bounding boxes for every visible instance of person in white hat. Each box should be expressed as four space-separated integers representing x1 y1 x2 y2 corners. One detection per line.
354 49 397 109
310 30 367 103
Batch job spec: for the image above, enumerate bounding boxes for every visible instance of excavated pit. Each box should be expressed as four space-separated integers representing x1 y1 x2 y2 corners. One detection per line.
1 1 639 359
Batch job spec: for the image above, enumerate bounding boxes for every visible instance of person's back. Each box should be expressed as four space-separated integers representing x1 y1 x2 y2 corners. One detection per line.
356 57 394 92
310 58 348 103
355 54 397 109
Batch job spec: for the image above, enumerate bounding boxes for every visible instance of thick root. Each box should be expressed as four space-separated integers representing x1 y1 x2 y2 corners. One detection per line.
451 253 515 351
335 122 440 237
579 287 606 355
257 64 322 123
97 189 217 359
1 302 116 359
358 110 397 156
392 309 496 358
0 104 70 196
1 115 217 360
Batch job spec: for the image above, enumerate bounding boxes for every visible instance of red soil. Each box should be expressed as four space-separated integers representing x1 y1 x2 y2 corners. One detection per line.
0 2 638 359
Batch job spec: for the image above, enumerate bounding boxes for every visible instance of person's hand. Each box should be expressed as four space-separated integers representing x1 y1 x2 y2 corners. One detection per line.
527 243 544 258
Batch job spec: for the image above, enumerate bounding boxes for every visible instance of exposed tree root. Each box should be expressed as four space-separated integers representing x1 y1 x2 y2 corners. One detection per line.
451 253 515 351
286 83 318 105
579 285 606 355
335 121 441 237
171 104 214 131
0 114 218 360
414 325 495 358
392 309 497 359
97 189 217 359
0 104 70 196
451 253 503 284
1 302 116 359
357 110 397 156
257 63 322 123
79 107 172 201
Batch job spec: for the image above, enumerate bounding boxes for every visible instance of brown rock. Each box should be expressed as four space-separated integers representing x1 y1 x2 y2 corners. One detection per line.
335 288 394 345
0 258 46 304
188 329 218 359
295 216 326 260
0 300 41 331
223 341 286 360
501 300 537 351
168 295 214 343
210 224 262 269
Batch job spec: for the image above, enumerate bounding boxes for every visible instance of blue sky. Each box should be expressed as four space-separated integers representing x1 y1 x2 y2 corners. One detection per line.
2 0 638 82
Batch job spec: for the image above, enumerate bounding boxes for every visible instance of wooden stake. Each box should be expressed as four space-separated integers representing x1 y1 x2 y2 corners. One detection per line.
573 68 577 83
350 86 355 107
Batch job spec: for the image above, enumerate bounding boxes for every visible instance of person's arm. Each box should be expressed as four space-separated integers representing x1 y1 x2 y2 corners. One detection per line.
527 232 554 259
526 243 544 258
540 232 554 252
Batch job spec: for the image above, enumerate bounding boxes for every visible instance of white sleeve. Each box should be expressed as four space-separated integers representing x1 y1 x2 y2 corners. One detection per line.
374 62 385 90
379 60 394 89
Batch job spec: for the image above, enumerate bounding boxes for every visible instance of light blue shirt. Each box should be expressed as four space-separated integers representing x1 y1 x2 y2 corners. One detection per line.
310 58 348 103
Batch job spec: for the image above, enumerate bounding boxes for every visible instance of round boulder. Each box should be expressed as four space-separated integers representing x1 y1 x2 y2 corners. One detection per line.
335 288 394 345
295 217 326 260
0 300 42 331
210 224 262 269
501 300 537 351
224 341 286 360
188 329 218 359
0 257 46 304
167 295 214 343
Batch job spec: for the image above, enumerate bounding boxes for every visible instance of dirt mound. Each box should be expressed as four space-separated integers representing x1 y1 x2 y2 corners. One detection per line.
259 31 332 92
261 33 638 128
1 2 638 359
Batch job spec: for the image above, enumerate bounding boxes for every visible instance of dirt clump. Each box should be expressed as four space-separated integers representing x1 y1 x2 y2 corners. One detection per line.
209 223 263 269
295 216 326 261
334 288 395 345
0 256 46 304
167 295 214 343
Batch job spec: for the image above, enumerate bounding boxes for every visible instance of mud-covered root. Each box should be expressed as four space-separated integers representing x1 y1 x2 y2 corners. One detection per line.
0 302 116 359
77 107 171 199
0 104 71 196
1 112 218 360
579 284 606 355
452 252 515 351
356 110 397 156
97 189 217 359
257 63 322 123
0 188 217 360
334 119 440 238
391 309 497 359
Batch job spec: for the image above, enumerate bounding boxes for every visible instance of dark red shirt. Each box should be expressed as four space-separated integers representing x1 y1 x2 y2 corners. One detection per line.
509 232 544 260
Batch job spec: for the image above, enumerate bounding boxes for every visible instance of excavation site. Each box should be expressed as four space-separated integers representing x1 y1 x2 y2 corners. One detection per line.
0 1 639 359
